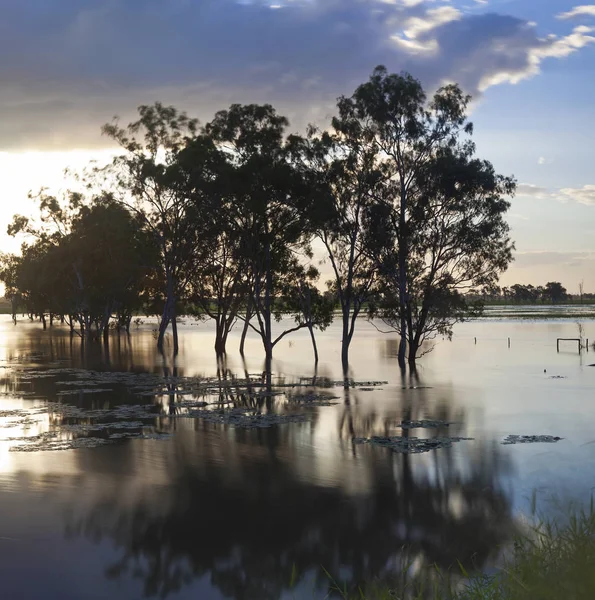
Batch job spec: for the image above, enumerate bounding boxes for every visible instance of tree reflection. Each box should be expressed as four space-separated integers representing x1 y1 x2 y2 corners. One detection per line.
66 380 515 600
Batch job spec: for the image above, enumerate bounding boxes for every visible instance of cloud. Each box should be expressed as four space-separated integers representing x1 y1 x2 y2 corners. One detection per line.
558 5 595 20
0 0 594 150
513 250 595 268
517 183 595 205
517 183 552 198
560 185 595 205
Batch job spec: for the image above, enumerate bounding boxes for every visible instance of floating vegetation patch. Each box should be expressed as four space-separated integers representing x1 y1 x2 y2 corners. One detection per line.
502 435 563 445
287 391 340 406
170 400 209 409
57 388 114 396
398 419 453 429
401 386 433 390
338 380 388 388
10 436 114 452
358 387 382 392
549 376 567 380
45 402 157 421
184 407 308 428
60 421 145 434
352 435 473 454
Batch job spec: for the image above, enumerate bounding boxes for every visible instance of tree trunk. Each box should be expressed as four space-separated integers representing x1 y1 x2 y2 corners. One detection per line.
171 301 179 355
341 306 350 371
41 313 47 330
214 315 232 355
308 323 319 364
398 188 408 366
158 272 176 352
263 241 273 363
239 300 252 356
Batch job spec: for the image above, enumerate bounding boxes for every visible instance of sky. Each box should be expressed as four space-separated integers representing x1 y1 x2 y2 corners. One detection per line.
1 0 594 292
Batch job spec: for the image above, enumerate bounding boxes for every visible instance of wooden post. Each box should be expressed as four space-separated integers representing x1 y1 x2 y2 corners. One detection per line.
557 338 581 353
474 337 477 345
508 337 510 348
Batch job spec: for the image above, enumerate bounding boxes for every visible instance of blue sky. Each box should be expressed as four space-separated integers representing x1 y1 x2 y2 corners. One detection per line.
0 0 594 291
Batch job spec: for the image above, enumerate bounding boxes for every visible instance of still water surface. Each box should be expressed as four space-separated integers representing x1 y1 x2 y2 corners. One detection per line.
0 313 594 599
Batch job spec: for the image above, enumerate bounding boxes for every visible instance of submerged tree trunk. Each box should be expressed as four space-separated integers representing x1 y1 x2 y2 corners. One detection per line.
214 316 231 355
341 306 351 371
263 242 273 365
239 299 252 356
398 188 408 366
171 302 179 355
40 313 47 330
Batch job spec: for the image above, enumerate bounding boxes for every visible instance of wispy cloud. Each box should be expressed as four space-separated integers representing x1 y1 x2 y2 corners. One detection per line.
517 183 595 205
558 5 595 20
560 185 595 205
513 250 595 268
517 183 552 198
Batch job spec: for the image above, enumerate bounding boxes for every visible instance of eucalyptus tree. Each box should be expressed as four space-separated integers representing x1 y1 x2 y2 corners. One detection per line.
300 123 387 369
277 263 335 364
65 198 154 338
340 66 515 363
4 191 153 338
205 104 316 368
175 135 250 355
101 103 216 354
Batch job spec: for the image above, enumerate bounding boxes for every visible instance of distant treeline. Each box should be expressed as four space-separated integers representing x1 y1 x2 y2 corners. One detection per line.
467 282 594 304
0 66 516 367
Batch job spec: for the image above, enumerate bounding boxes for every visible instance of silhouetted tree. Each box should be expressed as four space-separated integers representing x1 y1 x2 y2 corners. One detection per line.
301 121 384 369
205 104 317 371
544 281 568 304
339 66 514 363
101 103 211 354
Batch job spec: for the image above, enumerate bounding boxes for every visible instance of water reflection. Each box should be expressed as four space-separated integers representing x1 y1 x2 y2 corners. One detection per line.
0 317 543 600
64 376 514 600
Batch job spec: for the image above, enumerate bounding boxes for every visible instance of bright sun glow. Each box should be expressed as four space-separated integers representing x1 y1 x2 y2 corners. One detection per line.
0 149 117 254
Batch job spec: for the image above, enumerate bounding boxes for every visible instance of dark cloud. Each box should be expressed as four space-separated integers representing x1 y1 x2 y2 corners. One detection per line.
0 0 593 149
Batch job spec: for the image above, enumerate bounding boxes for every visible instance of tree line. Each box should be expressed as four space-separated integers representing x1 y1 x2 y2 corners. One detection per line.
0 66 515 367
474 282 575 304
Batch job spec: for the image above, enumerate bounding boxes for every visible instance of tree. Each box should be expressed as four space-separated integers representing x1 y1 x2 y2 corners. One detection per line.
175 133 247 355
205 104 315 370
579 280 584 304
301 122 385 369
101 103 213 354
338 66 514 363
4 191 154 338
545 281 567 304
277 263 335 364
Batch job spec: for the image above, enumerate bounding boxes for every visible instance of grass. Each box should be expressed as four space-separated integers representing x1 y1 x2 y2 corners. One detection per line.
317 500 595 600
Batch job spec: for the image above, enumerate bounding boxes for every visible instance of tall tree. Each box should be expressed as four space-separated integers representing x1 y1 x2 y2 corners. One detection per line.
339 66 514 363
301 124 385 369
205 104 314 370
101 103 211 354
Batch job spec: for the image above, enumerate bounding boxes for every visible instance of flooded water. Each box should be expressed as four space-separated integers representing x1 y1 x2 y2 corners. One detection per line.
1 312 594 599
